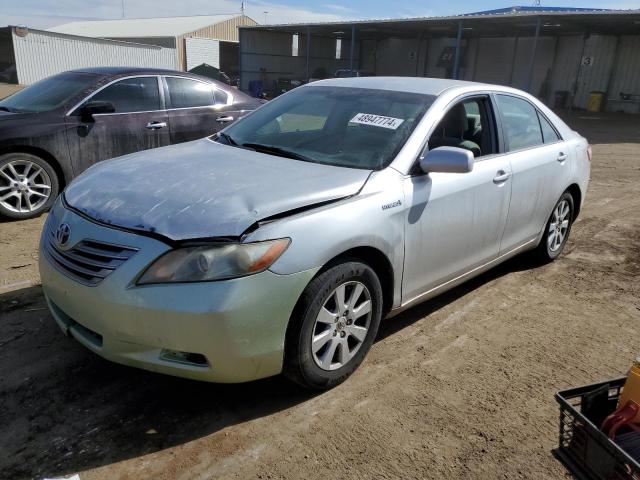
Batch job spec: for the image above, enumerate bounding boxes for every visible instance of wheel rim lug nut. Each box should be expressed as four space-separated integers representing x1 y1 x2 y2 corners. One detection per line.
340 331 346 338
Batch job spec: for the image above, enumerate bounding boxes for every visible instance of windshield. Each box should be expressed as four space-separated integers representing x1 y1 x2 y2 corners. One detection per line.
218 86 435 170
0 72 99 113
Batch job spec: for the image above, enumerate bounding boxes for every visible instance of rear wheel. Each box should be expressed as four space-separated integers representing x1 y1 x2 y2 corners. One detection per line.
0 153 58 220
284 261 383 390
534 191 575 262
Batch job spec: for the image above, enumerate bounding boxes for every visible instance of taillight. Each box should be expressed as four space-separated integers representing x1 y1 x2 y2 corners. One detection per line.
587 145 593 162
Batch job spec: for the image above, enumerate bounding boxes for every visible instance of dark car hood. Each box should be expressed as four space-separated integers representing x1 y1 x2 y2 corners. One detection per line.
64 139 371 241
0 111 39 122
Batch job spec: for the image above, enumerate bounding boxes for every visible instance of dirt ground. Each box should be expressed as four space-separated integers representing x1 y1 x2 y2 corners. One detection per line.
0 111 639 480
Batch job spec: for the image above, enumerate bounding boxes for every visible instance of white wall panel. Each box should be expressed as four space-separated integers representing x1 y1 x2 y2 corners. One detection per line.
12 28 177 85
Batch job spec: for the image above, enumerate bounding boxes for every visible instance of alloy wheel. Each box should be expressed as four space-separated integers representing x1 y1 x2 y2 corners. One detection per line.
0 159 52 214
311 281 372 371
547 199 571 252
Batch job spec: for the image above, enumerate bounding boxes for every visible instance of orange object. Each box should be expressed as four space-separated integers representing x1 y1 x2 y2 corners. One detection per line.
619 357 640 414
602 357 640 438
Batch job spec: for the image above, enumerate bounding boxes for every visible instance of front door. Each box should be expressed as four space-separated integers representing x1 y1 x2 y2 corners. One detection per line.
401 96 512 303
65 76 169 174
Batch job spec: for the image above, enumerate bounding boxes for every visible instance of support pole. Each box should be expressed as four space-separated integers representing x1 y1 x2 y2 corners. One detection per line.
349 24 356 72
525 17 542 93
452 21 463 80
306 27 311 82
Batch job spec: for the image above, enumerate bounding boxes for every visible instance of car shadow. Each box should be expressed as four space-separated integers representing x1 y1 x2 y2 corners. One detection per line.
0 252 542 479
377 252 541 341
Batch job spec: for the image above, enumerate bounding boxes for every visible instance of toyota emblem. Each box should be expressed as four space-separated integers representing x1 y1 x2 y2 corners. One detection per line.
56 223 71 247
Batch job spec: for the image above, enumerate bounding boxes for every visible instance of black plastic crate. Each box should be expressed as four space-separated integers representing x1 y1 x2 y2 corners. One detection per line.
555 377 640 480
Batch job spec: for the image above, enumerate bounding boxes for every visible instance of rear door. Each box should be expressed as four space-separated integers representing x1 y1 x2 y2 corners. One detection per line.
65 76 169 173
163 76 237 144
493 94 571 253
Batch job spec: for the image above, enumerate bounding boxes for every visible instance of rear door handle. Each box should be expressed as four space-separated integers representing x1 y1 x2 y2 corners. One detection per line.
493 170 512 184
146 121 167 130
216 116 234 123
557 152 568 162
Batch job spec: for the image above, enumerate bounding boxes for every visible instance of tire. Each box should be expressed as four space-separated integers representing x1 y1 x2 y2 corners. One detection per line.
0 152 59 220
284 261 383 390
533 191 575 262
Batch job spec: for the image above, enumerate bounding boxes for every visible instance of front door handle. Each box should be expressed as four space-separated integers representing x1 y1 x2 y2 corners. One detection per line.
216 116 234 123
557 152 568 162
146 121 167 130
493 170 512 184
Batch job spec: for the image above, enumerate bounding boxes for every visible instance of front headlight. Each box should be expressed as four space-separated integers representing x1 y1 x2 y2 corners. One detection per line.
137 238 290 284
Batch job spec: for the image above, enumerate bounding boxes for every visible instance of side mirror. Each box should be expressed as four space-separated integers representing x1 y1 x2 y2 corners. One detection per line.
419 146 474 174
79 100 115 119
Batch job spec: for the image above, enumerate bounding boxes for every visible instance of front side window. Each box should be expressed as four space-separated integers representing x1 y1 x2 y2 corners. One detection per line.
218 86 435 170
496 94 543 151
166 77 214 108
429 97 496 158
89 77 160 113
0 72 99 113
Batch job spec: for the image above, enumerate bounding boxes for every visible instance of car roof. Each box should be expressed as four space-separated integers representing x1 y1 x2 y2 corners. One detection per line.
309 77 492 96
67 66 202 77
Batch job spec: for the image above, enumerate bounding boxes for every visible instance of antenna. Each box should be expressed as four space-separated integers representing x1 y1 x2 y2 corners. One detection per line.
241 2 245 15
121 0 125 18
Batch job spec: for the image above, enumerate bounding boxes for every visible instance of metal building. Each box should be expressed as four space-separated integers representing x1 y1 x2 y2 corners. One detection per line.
0 26 176 85
238 7 640 113
50 14 257 75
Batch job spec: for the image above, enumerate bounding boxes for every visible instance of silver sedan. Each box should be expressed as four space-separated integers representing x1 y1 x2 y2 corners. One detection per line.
39 77 590 389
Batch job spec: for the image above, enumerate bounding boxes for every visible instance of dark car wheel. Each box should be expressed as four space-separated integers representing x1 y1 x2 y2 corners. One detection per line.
0 153 59 220
534 191 575 262
284 261 383 390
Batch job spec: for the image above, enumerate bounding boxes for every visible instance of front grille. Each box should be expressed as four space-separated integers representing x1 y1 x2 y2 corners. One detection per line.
44 222 138 286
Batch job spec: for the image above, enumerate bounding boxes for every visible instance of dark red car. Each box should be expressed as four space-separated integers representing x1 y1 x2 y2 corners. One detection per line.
0 67 261 219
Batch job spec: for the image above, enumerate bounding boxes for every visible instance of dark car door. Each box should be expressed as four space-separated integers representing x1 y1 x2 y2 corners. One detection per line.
65 76 169 173
163 76 240 144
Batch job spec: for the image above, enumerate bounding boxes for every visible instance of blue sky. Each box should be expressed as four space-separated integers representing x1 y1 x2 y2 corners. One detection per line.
0 0 638 28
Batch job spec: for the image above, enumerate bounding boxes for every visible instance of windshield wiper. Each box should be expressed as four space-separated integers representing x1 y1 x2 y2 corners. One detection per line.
0 106 16 113
241 143 314 162
216 132 238 146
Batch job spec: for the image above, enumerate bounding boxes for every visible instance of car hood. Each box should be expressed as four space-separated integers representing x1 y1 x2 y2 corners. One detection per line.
64 139 372 241
0 111 39 122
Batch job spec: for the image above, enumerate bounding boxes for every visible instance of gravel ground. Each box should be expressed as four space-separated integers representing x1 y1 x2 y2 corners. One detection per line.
0 111 638 480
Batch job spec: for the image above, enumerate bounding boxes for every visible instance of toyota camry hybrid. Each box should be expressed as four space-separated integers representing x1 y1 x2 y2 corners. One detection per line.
39 77 591 390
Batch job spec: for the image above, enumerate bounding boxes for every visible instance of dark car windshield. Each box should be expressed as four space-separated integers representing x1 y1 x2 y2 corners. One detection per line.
217 86 435 170
0 72 99 113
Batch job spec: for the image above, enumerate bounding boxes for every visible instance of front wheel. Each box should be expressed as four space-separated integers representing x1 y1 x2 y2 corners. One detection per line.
0 152 59 220
284 261 383 390
534 191 575 262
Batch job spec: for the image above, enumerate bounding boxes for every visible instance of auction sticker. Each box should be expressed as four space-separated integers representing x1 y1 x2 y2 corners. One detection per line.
349 113 405 130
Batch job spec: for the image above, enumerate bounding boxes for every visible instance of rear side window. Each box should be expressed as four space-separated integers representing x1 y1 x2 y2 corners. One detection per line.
496 94 543 151
90 77 160 113
214 89 229 105
538 112 561 143
166 77 214 108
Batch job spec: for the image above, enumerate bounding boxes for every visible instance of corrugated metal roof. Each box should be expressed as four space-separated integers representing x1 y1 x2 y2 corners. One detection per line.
241 9 640 29
466 6 620 15
49 14 240 38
